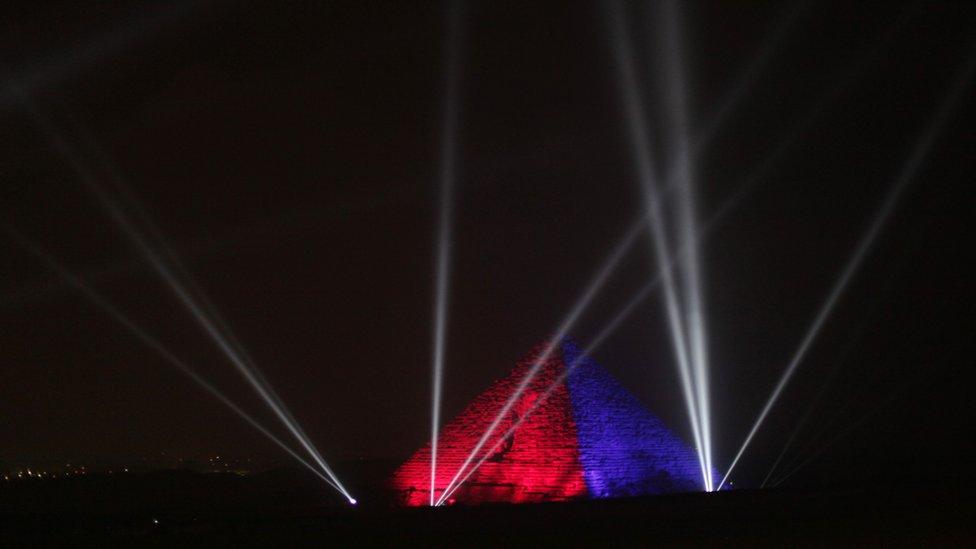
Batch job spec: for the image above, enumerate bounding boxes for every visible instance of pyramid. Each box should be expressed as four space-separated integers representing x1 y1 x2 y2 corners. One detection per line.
390 340 705 506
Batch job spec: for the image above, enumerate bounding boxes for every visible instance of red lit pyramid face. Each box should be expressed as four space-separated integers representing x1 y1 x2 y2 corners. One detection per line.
391 340 709 506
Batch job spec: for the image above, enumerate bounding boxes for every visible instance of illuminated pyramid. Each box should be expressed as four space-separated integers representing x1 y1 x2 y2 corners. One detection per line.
391 340 705 505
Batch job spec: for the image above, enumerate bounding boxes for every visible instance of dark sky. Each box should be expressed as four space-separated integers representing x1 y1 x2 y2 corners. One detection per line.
1 0 973 489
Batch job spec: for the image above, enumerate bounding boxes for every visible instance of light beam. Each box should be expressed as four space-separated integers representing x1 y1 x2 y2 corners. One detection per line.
430 1 465 507
719 48 976 491
692 0 811 149
22 103 356 504
3 227 342 493
760 286 886 488
0 2 199 109
607 0 707 490
772 373 918 487
658 0 714 491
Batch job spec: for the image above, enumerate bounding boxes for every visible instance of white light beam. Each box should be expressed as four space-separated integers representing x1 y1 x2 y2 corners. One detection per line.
719 49 976 490
4 227 341 493
430 1 464 507
23 104 355 503
772 373 918 487
607 0 707 490
659 0 714 491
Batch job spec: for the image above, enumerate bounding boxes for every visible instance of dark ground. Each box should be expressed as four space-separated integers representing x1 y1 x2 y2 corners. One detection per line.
1 463 973 546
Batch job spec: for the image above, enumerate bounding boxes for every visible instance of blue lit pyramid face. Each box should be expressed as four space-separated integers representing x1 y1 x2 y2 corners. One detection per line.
562 339 707 497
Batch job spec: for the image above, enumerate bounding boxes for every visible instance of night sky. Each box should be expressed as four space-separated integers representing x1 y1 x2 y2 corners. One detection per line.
1 1 974 489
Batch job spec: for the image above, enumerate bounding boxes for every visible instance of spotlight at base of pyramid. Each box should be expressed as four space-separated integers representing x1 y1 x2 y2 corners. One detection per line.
391 339 716 506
